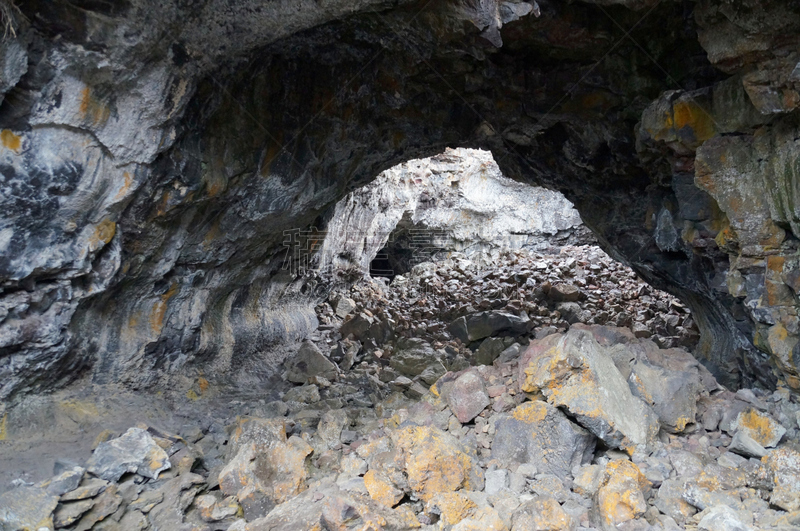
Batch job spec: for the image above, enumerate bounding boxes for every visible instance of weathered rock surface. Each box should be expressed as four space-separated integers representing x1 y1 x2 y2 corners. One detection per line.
491 401 595 479
519 328 660 452
86 428 170 482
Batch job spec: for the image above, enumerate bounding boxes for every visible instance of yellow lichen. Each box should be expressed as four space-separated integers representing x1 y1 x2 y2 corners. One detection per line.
737 409 779 446
1 129 20 151
0 412 6 441
511 401 548 423
426 492 477 525
364 470 402 507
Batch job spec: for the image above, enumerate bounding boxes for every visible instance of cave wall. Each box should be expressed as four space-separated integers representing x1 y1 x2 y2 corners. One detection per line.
1 0 799 403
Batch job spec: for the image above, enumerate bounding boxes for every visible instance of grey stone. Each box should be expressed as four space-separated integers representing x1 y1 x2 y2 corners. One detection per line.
40 465 85 497
463 311 530 342
283 384 320 403
519 328 660 452
53 499 95 528
340 313 373 340
697 505 753 531
86 428 171 482
0 486 59 531
333 296 357 318
728 431 767 458
474 336 505 366
444 369 490 423
492 400 595 479
485 469 508 495
285 341 338 384
390 338 439 377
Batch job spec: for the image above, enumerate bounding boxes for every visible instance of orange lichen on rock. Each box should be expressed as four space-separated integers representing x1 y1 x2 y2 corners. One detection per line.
391 425 482 502
596 460 649 529
1 129 21 151
425 491 477 525
364 469 403 508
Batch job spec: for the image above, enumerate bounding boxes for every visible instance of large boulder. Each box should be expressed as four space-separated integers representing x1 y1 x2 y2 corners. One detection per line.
594 460 650 531
519 328 660 453
449 311 529 343
219 417 313 519
444 369 491 424
86 427 171 482
492 401 595 479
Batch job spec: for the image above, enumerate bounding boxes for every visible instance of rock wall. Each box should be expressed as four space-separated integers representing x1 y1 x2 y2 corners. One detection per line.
1 0 800 402
317 148 586 275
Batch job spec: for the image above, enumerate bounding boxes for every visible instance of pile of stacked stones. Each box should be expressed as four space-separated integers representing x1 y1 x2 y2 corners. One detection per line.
3 247 800 531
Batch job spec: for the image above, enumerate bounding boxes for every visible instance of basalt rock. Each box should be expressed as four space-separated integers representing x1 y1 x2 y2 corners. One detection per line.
1 0 800 408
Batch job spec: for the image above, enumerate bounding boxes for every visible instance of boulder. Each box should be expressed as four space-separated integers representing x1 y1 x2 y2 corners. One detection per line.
364 469 404 507
285 341 338 384
513 497 575 531
730 409 786 448
519 329 659 453
390 337 440 377
728 430 767 458
595 460 650 531
445 370 490 423
452 311 529 343
474 337 506 366
426 491 478 526
389 425 484 502
549 283 581 302
340 312 373 339
0 486 59 531
219 417 313 519
40 465 85 496
697 505 754 531
86 427 171 482
491 401 595 479
764 448 800 511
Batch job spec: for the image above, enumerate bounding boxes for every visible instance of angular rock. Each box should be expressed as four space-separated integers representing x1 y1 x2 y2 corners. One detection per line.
764 448 800 512
389 425 484 502
316 409 349 450
731 409 786 448
390 337 439 377
41 465 85 497
461 311 529 342
513 497 575 531
340 313 373 340
53 499 95 528
474 337 506 366
519 329 659 452
60 478 110 501
86 427 171 482
595 460 650 531
697 505 753 531
283 384 320 403
426 491 477 526
332 296 356 318
285 341 338 384
491 401 595 479
195 493 240 522
728 431 767 458
0 486 59 531
445 370 490 424
363 469 403 507
654 479 696 525
219 417 313 519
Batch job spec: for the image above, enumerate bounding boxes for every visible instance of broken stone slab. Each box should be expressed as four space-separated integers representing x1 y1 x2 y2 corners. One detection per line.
730 408 786 448
491 400 595 480
86 427 171 482
53 499 95 528
60 478 109 501
474 336 506 366
332 296 356 318
339 312 373 340
519 328 660 453
285 340 338 384
450 311 530 343
39 465 85 497
0 486 59 531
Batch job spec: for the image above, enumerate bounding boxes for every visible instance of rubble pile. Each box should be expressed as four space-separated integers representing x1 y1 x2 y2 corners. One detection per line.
3 247 800 531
